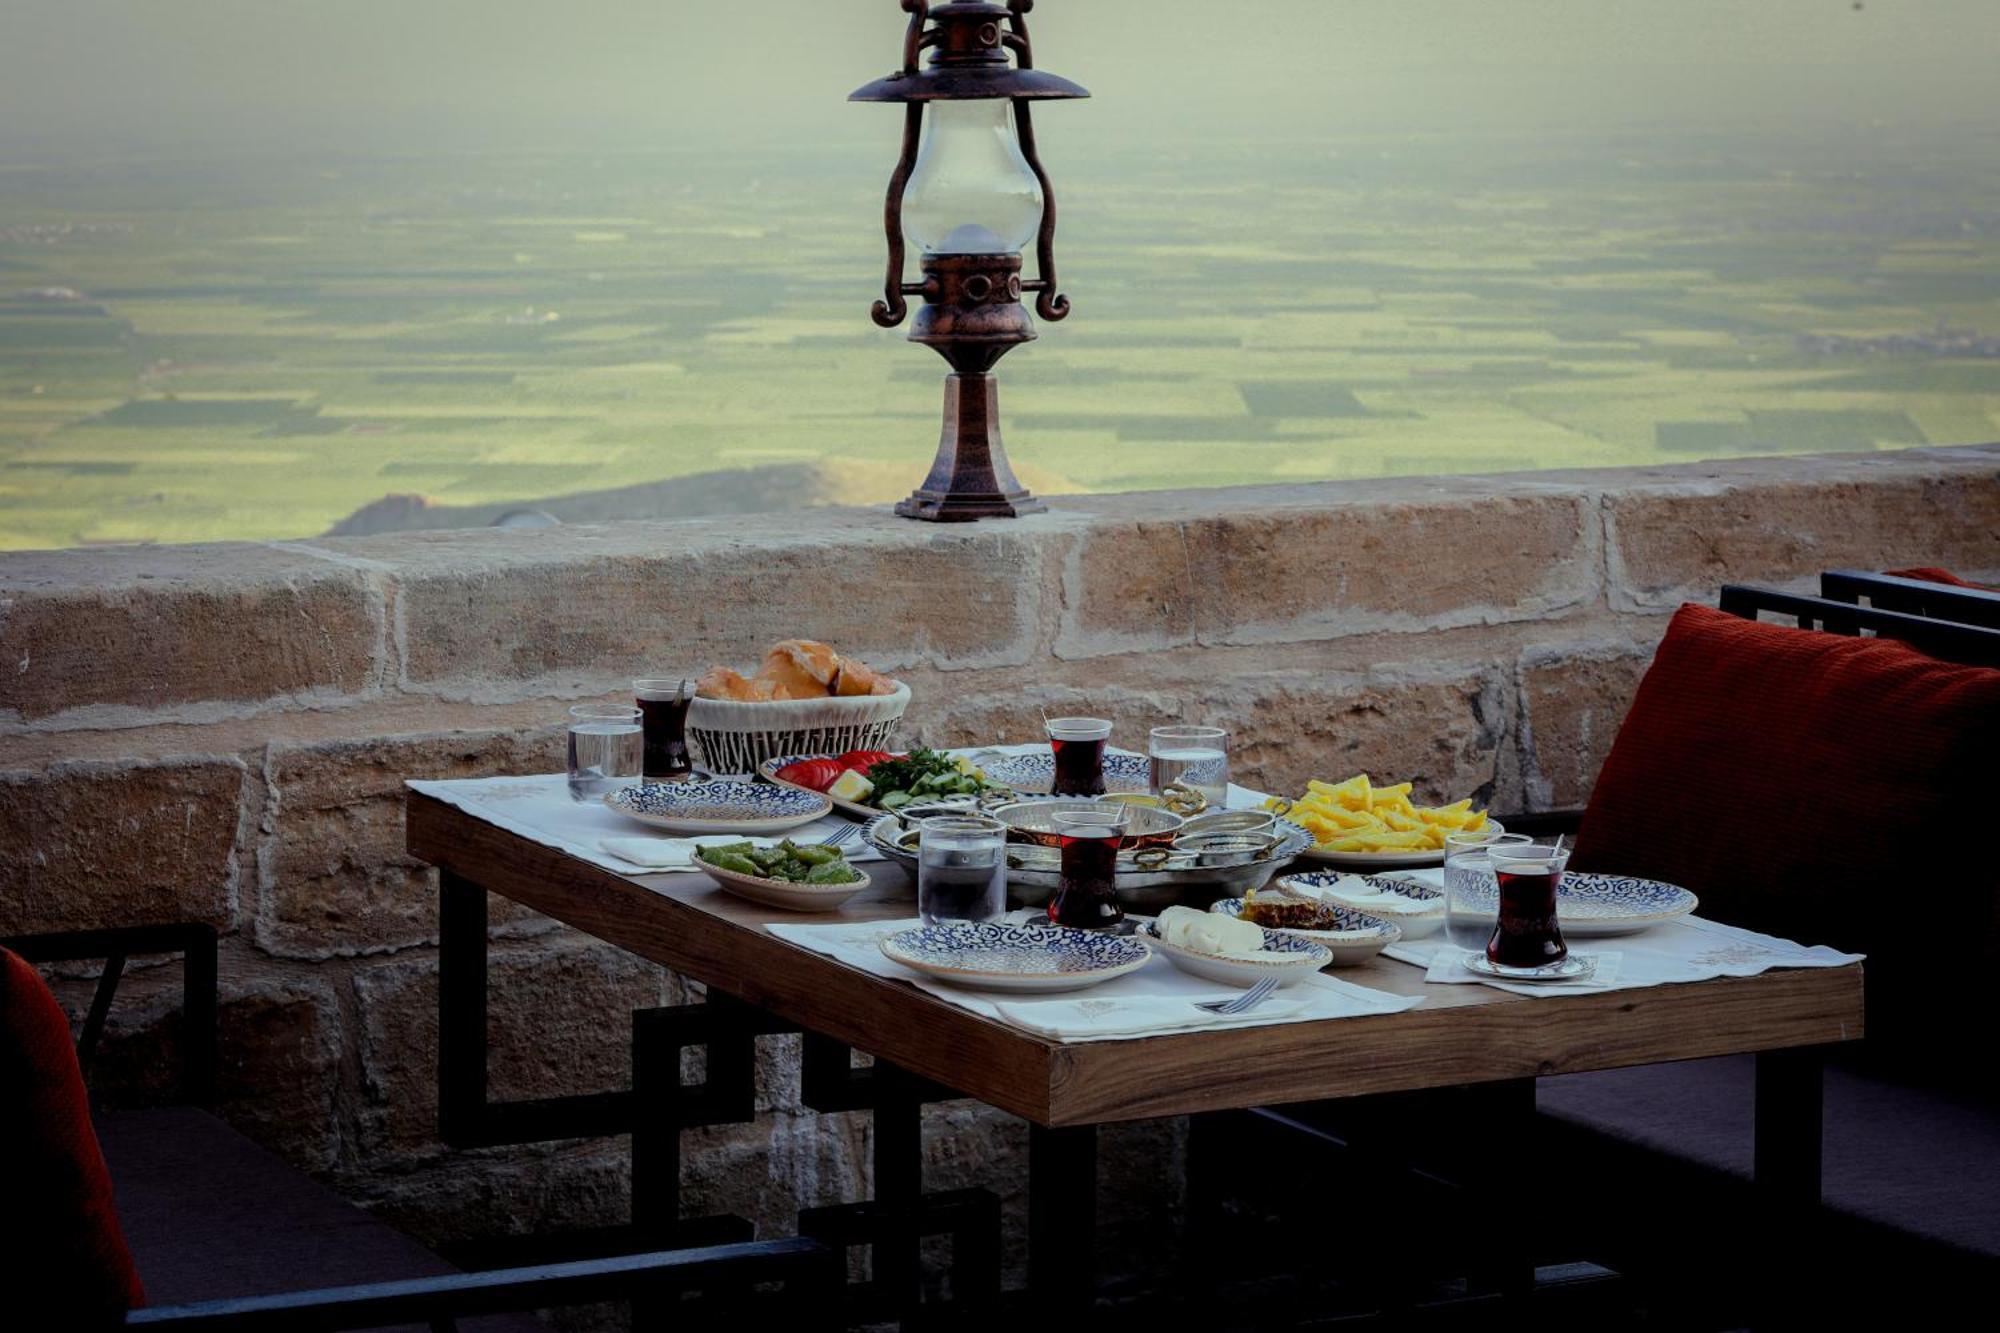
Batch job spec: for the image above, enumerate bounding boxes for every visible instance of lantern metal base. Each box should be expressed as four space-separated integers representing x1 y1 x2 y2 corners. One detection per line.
895 371 1043 522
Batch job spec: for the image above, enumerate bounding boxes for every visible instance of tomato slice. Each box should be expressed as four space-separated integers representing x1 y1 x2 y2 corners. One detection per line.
836 749 897 772
775 759 842 792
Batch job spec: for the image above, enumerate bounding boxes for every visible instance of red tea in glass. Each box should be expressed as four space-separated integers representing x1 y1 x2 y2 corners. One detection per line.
1047 809 1127 930
634 678 694 781
1485 846 1568 968
1045 717 1111 797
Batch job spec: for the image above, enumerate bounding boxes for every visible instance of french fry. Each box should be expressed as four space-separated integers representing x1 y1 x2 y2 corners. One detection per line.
1273 773 1489 854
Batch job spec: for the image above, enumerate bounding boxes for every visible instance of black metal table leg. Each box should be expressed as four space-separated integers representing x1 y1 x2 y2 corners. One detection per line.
1754 1045 1824 1208
437 870 489 1148
1467 1078 1538 1303
873 1060 926 1319
1028 1123 1096 1312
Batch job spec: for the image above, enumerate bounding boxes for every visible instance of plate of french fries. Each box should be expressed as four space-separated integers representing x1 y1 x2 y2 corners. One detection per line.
1262 773 1498 868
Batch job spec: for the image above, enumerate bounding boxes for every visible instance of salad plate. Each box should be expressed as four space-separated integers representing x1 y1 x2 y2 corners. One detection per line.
1208 897 1402 966
690 840 871 912
760 747 997 820
1140 919 1331 987
696 858 871 912
1444 871 1697 938
879 921 1152 994
604 780 830 835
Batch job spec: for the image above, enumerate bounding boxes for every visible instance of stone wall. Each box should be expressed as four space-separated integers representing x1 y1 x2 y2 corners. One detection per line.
4 444 1997 1287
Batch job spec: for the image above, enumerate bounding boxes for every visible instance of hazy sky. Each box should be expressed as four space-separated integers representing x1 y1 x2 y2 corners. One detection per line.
4 1 1995 157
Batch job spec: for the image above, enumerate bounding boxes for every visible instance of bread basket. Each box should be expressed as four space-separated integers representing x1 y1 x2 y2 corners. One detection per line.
689 681 912 775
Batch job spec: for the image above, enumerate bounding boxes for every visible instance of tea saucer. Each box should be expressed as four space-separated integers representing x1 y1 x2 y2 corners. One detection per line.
1460 953 1596 984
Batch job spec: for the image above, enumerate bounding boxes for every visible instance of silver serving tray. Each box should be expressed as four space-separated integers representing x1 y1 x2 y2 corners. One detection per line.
863 812 1313 911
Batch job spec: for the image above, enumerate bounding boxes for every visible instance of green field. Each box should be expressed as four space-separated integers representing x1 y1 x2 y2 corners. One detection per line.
3 129 1997 549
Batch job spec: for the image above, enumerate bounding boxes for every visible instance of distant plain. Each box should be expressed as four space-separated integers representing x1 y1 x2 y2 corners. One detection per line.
2 128 1996 549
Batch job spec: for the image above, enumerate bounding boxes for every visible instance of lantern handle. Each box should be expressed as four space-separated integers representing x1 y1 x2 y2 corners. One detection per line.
899 0 932 75
1013 99 1069 321
1005 3 1068 320
1005 0 1037 67
869 1 932 328
871 102 927 328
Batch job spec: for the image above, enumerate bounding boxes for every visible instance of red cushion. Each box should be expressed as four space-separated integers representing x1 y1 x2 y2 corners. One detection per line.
0 948 146 1320
1571 604 2000 1046
1885 566 2000 592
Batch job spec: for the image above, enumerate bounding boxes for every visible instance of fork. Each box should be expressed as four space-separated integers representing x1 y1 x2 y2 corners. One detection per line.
814 823 862 848
1196 976 1278 1017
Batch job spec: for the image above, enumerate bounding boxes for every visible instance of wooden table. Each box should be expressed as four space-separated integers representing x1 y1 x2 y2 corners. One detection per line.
407 790 1865 1315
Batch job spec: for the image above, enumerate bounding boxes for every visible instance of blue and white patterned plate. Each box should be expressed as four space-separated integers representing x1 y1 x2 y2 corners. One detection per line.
1444 871 1697 938
880 920 1153 994
976 749 1155 797
1279 871 1447 940
1141 919 1331 987
604 780 831 835
1210 897 1402 966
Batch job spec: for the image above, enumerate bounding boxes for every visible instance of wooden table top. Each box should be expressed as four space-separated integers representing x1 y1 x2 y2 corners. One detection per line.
407 791 1864 1128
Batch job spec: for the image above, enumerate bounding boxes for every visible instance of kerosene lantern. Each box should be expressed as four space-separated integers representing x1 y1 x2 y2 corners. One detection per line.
852 1 1088 520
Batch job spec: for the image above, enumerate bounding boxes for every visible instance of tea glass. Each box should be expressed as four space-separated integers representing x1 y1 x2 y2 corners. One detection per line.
917 816 1009 925
1442 830 1532 953
1045 717 1112 797
633 677 695 781
1047 808 1129 930
1485 842 1572 969
566 704 642 803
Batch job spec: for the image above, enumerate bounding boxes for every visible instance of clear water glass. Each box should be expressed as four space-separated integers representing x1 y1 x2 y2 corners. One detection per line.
1442 830 1532 952
917 815 1009 924
567 704 642 803
1148 725 1229 805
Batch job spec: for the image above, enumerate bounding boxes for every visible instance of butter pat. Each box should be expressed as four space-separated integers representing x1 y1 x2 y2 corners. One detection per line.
1159 905 1266 956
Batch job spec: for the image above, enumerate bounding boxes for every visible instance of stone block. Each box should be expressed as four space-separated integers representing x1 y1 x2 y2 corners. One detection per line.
1059 492 1595 657
364 517 1045 696
0 756 246 934
1607 468 2000 610
1210 665 1510 806
255 727 562 958
1518 641 1656 809
0 545 382 720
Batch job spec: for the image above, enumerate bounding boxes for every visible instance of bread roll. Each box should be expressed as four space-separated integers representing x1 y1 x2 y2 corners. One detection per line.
696 666 760 702
832 656 886 697
755 645 828 700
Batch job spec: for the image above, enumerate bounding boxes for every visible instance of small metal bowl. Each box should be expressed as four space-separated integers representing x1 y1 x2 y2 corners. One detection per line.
1178 808 1279 839
992 798 1185 850
1173 829 1285 868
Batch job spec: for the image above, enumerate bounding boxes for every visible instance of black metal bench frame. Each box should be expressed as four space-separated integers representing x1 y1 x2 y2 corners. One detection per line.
1 924 839 1331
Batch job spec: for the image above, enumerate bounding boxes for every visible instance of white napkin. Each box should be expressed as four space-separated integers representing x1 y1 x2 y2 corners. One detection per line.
598 835 780 871
1386 915 1860 998
407 775 880 877
992 992 1308 1039
765 917 1422 1043
1419 945 1624 994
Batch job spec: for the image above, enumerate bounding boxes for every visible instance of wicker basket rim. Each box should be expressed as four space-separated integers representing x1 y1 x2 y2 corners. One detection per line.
689 680 910 711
